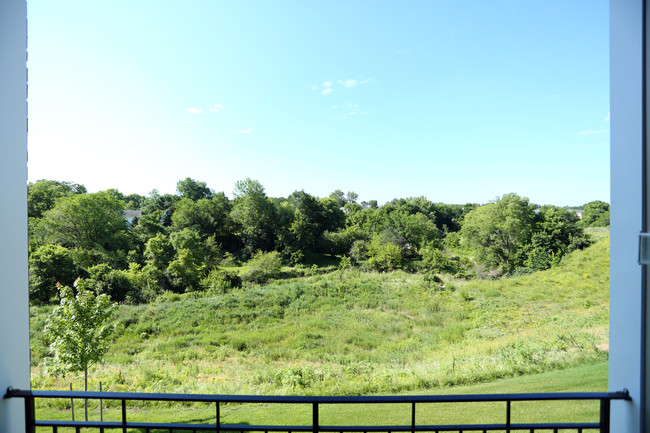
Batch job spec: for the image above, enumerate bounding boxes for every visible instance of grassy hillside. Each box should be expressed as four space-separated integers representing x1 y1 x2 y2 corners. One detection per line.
30 232 609 397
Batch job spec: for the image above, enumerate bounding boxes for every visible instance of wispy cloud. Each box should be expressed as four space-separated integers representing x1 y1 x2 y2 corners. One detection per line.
332 101 364 120
577 129 609 136
186 107 202 115
184 120 193 124
238 128 254 134
209 104 225 112
315 77 372 95
604 112 610 122
339 79 358 88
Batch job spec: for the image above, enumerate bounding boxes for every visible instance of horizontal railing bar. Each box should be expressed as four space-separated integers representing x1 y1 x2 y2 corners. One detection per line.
4 388 631 403
30 420 607 431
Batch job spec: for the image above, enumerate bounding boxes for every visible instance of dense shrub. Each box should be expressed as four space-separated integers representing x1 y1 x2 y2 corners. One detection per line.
202 269 242 293
29 244 79 304
242 251 283 284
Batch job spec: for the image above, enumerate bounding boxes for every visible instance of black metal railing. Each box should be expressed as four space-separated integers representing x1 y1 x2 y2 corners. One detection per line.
4 387 630 433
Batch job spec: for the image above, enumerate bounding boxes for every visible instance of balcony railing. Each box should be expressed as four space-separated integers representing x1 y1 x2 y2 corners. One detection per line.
4 387 630 433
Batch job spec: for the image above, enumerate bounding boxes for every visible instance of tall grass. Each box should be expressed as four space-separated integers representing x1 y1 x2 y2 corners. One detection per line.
30 234 609 398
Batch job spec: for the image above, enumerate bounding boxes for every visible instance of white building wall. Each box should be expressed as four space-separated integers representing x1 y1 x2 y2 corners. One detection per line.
610 0 644 431
0 1 30 432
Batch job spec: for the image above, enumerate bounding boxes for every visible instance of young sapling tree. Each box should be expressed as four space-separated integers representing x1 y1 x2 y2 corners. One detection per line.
44 280 115 421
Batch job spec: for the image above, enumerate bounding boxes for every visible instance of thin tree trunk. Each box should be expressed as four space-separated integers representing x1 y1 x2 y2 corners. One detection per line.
84 367 88 422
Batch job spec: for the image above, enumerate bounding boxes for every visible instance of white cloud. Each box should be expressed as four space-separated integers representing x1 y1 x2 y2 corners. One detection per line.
321 88 333 95
209 104 225 112
238 128 254 134
322 81 332 87
184 120 193 124
604 112 610 122
577 129 609 136
339 79 358 88
186 107 202 115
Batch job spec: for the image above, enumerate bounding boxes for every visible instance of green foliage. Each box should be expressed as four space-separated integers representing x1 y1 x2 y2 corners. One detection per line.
366 237 403 271
232 179 277 258
201 269 242 294
176 177 214 201
581 200 610 227
31 234 609 398
338 256 352 271
460 193 535 273
419 243 452 273
144 233 175 282
160 209 173 227
242 251 283 284
167 228 206 292
28 179 86 219
76 264 137 303
29 244 79 304
38 191 129 267
44 282 115 377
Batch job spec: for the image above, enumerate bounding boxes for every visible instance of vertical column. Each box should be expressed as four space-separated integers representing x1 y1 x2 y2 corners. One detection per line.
0 1 29 433
610 0 644 431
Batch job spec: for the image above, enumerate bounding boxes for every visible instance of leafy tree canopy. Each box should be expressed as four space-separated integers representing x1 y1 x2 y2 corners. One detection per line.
581 200 610 227
460 193 536 273
44 282 115 378
40 191 129 256
29 244 79 304
28 179 86 219
177 177 214 201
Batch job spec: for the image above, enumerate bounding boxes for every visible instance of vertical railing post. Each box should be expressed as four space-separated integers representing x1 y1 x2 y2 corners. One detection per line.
313 403 319 433
600 398 611 433
505 400 511 433
121 399 127 433
23 392 35 433
216 401 221 433
411 402 415 433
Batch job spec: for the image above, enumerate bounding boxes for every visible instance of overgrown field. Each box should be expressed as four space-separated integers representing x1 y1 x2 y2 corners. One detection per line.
30 232 609 397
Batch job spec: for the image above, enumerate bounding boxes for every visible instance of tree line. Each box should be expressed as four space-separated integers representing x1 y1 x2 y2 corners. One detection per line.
27 178 610 304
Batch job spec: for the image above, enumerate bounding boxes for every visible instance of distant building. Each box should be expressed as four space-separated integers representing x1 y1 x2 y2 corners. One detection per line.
123 209 142 224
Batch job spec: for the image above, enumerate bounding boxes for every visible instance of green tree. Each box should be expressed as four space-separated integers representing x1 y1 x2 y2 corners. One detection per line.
28 179 86 219
367 236 403 272
232 179 277 258
167 228 206 291
530 205 591 269
171 194 235 248
77 264 136 303
581 200 610 227
176 177 213 201
459 193 536 273
44 282 115 421
39 191 129 266
29 244 79 304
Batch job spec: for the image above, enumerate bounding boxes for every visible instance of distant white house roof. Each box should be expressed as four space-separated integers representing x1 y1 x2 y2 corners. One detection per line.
123 209 142 223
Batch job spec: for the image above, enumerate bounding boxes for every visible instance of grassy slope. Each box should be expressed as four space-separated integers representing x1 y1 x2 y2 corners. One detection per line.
30 232 609 398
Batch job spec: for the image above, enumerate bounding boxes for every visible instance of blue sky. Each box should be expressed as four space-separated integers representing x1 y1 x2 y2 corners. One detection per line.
27 1 609 206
